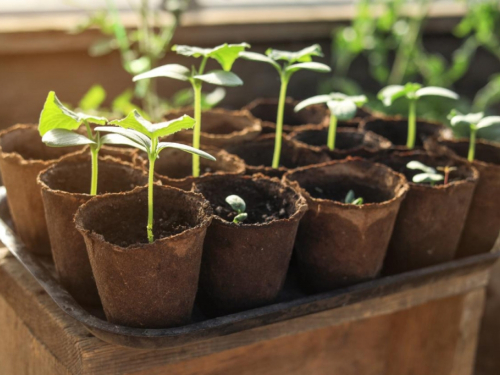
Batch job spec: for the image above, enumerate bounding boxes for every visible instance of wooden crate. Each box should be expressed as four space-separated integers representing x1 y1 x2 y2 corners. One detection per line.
0 247 494 375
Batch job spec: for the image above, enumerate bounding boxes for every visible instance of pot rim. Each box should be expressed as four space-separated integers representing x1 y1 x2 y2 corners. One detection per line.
435 137 500 171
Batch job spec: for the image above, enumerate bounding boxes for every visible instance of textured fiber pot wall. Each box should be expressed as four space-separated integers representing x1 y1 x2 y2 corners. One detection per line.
284 159 408 291
0 124 82 255
375 151 479 274
75 185 212 328
194 174 307 315
38 153 148 306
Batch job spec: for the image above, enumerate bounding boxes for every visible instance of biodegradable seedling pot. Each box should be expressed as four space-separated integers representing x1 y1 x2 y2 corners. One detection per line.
374 151 479 274
163 108 262 148
284 159 408 291
243 97 328 133
193 174 307 315
289 127 392 160
224 134 329 178
133 146 245 190
361 116 452 150
431 139 500 257
75 185 212 328
37 153 149 306
0 124 82 255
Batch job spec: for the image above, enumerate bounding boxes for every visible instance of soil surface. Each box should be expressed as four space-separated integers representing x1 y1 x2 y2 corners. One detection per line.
303 179 392 203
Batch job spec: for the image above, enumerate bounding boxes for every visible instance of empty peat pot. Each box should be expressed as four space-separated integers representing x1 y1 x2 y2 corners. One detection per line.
0 124 82 255
289 127 392 160
374 151 479 274
193 174 307 315
133 146 245 190
243 97 328 133
37 153 148 306
432 139 500 257
75 185 212 328
361 116 451 150
284 159 409 291
224 134 329 178
164 108 262 148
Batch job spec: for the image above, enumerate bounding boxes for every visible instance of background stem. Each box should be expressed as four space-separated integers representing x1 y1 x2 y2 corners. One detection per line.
468 126 477 162
192 83 202 177
407 99 417 149
327 115 338 150
272 77 289 169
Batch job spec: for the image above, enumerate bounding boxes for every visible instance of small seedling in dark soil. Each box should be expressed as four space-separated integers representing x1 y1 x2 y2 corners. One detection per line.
448 110 500 161
133 43 249 177
96 110 215 243
295 93 367 150
406 161 444 185
240 44 331 168
437 166 457 185
344 190 364 205
225 195 248 224
378 83 458 149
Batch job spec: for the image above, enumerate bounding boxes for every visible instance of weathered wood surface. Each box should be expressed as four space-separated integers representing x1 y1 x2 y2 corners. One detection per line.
0 248 490 375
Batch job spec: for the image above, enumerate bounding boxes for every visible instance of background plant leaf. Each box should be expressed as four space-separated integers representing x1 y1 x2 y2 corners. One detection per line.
133 64 191 82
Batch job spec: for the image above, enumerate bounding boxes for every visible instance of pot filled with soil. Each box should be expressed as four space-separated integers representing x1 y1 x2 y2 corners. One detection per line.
374 151 479 274
75 185 212 328
284 159 408 291
193 174 307 316
243 97 328 133
224 134 330 178
37 153 149 306
289 127 392 160
0 124 83 255
361 116 452 150
133 146 246 190
164 108 262 148
428 138 500 257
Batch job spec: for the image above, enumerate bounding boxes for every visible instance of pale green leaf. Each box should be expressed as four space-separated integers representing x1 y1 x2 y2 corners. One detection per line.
344 190 355 204
208 43 250 71
95 126 151 150
327 100 357 121
416 87 459 100
449 111 484 128
477 116 500 130
377 85 406 106
226 195 246 212
78 85 106 111
172 45 211 57
413 173 444 184
285 62 331 75
157 142 216 161
266 44 323 63
41 129 96 147
194 70 243 87
238 51 281 72
294 95 332 112
233 212 248 223
406 161 437 174
109 110 151 135
133 64 191 82
100 133 148 153
150 115 196 138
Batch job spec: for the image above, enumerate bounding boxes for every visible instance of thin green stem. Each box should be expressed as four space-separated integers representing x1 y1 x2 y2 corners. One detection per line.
407 99 417 149
192 82 202 177
468 126 477 162
327 115 338 150
90 147 98 196
272 76 289 169
147 137 158 243
199 56 208 75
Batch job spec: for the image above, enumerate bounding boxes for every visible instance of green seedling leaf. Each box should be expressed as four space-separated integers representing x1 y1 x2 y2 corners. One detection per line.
238 51 282 72
415 87 459 100
133 64 191 82
284 62 331 75
79 85 106 111
95 126 151 150
477 116 500 129
294 95 332 112
233 213 248 224
156 142 216 160
406 160 437 174
172 45 209 57
172 43 250 71
266 44 323 63
193 70 243 87
344 189 363 205
295 93 367 121
377 85 411 106
41 129 96 147
327 100 358 121
413 173 444 184
226 194 246 213
448 110 484 128
100 133 149 153
378 83 459 107
352 197 364 205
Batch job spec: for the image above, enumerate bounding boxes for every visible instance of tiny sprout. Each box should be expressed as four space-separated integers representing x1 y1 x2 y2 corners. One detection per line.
377 83 459 149
436 165 457 185
345 190 364 205
295 93 367 150
225 195 247 224
406 161 444 185
239 44 331 168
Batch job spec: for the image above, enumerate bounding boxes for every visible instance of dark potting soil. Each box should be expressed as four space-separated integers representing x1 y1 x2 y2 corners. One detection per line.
294 129 364 150
304 179 392 204
249 101 325 127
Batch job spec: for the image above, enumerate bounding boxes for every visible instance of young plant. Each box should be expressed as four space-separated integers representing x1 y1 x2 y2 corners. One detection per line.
295 93 367 150
225 195 248 224
95 110 215 243
133 43 249 177
239 45 331 168
437 166 457 185
344 190 364 205
448 110 500 161
39 91 113 195
377 83 459 149
406 161 444 185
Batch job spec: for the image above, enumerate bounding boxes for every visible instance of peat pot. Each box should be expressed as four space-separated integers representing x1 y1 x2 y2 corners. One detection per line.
284 159 408 291
164 108 262 148
0 124 82 255
375 151 479 274
224 134 329 178
133 146 245 190
37 153 148 306
194 174 307 315
243 97 328 133
431 139 500 257
75 185 212 328
289 127 392 160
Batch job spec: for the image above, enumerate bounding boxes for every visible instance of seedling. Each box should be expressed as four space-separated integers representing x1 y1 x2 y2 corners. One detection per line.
406 161 444 185
377 83 459 149
39 91 115 195
133 43 249 177
447 110 500 161
295 93 367 150
225 195 247 224
239 45 331 168
437 166 457 185
344 190 364 205
96 110 215 243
